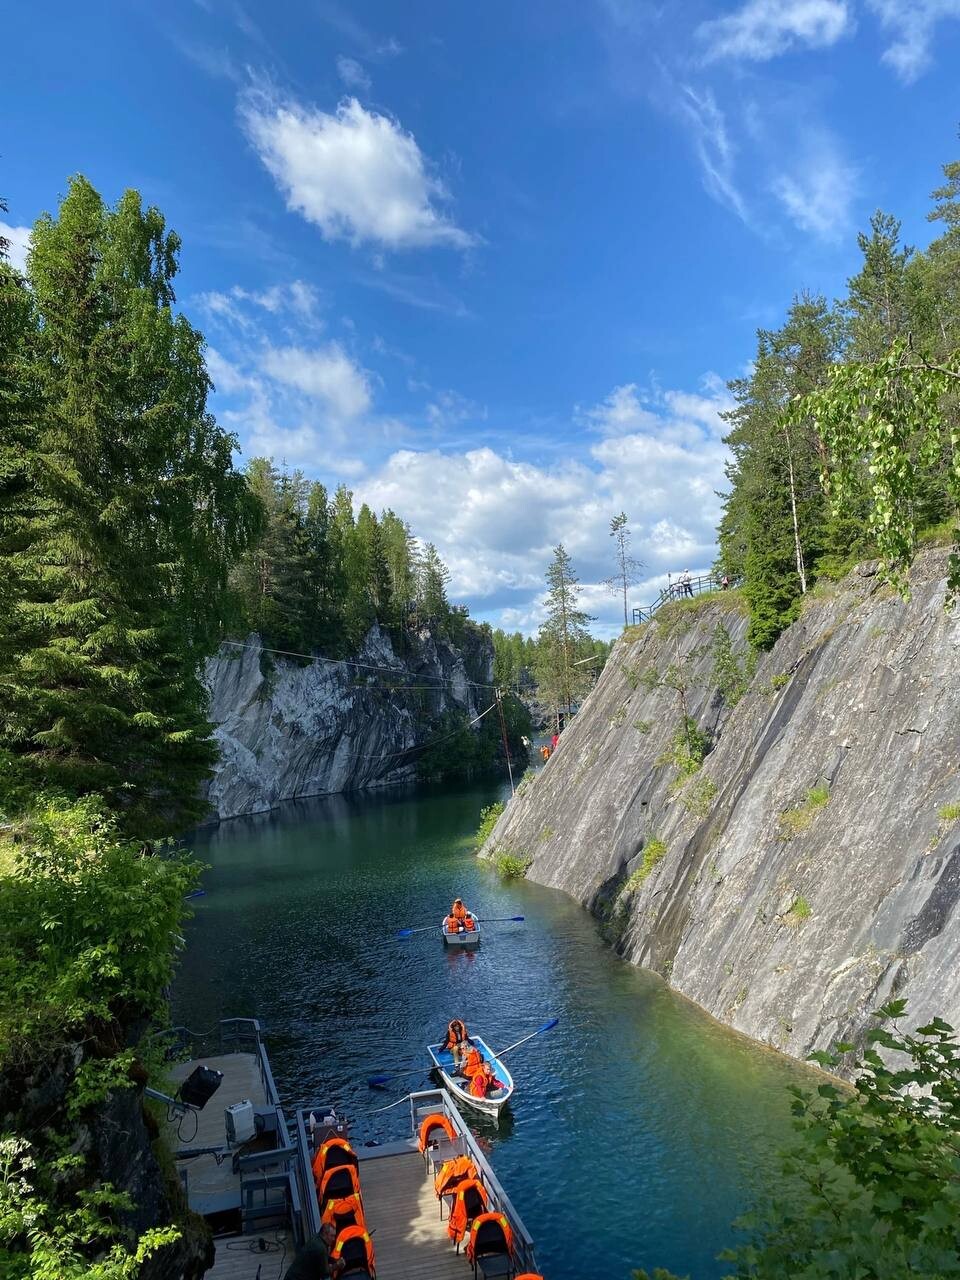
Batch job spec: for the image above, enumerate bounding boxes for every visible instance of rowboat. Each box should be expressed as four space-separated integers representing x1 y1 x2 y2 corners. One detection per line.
426 1035 514 1116
441 912 481 947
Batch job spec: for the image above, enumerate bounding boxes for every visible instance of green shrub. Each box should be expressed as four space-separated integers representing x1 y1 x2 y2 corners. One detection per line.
682 776 718 817
938 802 960 823
494 849 532 878
633 719 652 733
657 717 710 778
475 801 505 846
622 838 668 893
787 895 812 923
779 786 830 838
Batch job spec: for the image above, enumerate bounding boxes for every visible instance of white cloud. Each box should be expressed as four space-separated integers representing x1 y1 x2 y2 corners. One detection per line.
675 85 747 221
867 0 960 82
698 0 852 62
240 90 476 250
262 343 372 419
336 55 371 90
0 222 31 273
771 133 858 239
426 389 485 429
196 280 320 329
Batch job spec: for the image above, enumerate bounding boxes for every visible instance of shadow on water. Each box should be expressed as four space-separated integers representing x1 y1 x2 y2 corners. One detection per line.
176 777 810 1280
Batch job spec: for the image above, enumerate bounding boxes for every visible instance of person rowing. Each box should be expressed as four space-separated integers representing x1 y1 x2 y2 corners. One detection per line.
440 1018 470 1069
446 898 476 933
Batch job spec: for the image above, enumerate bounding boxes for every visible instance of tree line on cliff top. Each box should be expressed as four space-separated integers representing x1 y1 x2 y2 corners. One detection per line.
719 139 960 649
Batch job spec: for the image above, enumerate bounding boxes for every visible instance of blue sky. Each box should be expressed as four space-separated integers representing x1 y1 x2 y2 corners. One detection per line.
3 1 959 636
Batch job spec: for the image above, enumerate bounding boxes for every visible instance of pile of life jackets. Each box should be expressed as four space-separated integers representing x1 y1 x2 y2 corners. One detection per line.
311 1136 376 1277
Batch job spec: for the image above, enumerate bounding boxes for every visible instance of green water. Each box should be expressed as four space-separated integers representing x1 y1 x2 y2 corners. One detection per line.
174 778 806 1279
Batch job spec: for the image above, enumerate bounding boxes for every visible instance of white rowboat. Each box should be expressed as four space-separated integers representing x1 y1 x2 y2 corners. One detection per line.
441 912 481 947
426 1036 514 1116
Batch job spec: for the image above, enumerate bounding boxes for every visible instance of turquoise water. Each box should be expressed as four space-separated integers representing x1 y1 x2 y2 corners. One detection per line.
174 779 805 1279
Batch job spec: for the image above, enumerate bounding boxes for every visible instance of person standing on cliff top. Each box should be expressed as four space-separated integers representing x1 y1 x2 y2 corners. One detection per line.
679 569 693 597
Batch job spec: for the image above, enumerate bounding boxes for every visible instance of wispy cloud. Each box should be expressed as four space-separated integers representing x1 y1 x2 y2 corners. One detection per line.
866 0 960 82
261 343 372 420
0 222 31 273
770 131 858 239
240 88 477 251
336 55 371 91
675 84 747 221
697 0 853 63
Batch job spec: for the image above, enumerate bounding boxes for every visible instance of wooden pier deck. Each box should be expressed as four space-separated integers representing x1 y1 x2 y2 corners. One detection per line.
359 1149 465 1280
162 1053 269 1215
205 1231 290 1280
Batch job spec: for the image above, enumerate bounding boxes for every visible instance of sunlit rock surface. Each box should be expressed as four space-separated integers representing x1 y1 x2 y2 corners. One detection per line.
481 550 960 1062
205 623 492 819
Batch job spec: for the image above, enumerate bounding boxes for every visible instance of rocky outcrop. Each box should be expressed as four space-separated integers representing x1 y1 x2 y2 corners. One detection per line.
482 550 960 1063
205 623 494 820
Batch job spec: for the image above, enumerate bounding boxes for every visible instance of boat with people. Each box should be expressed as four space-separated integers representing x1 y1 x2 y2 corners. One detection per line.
427 1034 515 1116
441 895 481 948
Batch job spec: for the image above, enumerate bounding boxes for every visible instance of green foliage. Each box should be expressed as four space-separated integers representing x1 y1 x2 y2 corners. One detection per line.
711 623 755 707
779 786 830 839
787 895 812 923
604 511 644 628
633 719 652 733
0 1134 181 1280
657 717 710 779
493 849 532 878
475 801 505 846
0 796 197 1061
534 545 596 718
719 1003 960 1279
682 776 718 817
0 178 261 836
938 802 960 823
625 838 667 890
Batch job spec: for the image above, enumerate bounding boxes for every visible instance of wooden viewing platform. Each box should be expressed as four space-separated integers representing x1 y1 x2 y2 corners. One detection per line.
358 1149 466 1280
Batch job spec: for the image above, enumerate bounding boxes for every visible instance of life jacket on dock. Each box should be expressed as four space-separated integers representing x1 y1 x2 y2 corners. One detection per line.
462 1047 484 1078
466 1212 514 1266
317 1162 361 1210
321 1193 365 1235
447 1177 488 1243
434 1155 477 1198
331 1223 376 1278
417 1111 457 1152
312 1136 357 1182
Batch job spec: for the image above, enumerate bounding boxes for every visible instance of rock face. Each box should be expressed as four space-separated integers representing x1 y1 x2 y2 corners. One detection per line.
205 623 494 820
482 550 960 1063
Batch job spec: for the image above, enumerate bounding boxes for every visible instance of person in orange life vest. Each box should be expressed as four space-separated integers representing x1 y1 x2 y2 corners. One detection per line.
440 1018 470 1068
469 1060 505 1098
450 898 470 927
460 1043 484 1079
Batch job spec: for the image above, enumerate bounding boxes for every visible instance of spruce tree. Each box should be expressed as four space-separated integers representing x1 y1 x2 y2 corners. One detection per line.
535 545 595 720
0 177 259 834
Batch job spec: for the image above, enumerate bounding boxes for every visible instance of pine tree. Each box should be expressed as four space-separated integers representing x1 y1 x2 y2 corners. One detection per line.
418 543 451 626
603 511 643 627
0 177 260 834
535 545 595 720
843 211 914 361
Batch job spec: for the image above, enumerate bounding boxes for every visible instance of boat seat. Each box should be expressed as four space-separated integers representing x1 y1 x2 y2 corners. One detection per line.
476 1257 512 1278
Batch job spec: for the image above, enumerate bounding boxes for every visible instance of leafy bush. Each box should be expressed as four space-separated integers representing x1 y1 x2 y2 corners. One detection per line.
657 718 711 778
633 719 652 734
938 802 960 823
493 850 532 878
635 1002 960 1280
682 776 718 817
779 786 830 839
622 839 667 893
475 801 505 847
787 895 812 923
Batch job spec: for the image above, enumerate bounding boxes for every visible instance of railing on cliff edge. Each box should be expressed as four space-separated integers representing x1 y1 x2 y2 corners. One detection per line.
631 573 734 626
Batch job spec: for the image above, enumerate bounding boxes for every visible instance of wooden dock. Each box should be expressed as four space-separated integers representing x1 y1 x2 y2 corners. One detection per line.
163 1053 269 1215
358 1149 465 1280
205 1231 290 1280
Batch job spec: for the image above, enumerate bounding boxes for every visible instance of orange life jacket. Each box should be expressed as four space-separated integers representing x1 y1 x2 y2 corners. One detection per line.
434 1155 477 1198
447 1177 488 1243
515 1274 546 1279
311 1136 356 1181
463 1047 484 1078
330 1223 376 1277
443 1018 467 1046
317 1162 361 1208
321 1193 365 1235
451 902 468 921
470 1069 504 1098
466 1212 514 1265
463 914 476 930
417 1111 457 1153
444 914 460 932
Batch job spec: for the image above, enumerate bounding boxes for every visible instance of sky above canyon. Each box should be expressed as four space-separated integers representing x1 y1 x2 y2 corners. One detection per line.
4 0 959 635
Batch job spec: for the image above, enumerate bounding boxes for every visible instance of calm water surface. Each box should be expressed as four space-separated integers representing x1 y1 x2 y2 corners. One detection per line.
174 778 806 1280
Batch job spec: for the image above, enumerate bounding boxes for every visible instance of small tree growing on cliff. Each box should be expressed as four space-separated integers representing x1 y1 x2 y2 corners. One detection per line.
535 545 595 724
604 512 644 628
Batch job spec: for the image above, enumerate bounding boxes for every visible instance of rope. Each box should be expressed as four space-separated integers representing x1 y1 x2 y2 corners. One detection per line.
220 638 497 692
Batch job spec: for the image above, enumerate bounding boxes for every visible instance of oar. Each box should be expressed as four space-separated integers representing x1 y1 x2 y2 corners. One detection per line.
367 1062 439 1089
395 915 525 939
493 1018 559 1059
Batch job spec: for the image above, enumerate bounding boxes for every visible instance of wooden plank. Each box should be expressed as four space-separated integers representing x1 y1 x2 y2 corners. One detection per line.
359 1151 466 1280
206 1232 290 1280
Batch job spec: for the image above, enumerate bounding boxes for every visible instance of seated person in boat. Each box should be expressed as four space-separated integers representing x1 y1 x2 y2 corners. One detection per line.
440 1018 470 1068
447 898 476 931
283 1223 344 1279
460 1042 484 1079
469 1060 506 1099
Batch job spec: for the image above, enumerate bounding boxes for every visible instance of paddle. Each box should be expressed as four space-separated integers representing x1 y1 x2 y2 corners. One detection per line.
493 1017 559 1059
367 1063 438 1089
396 915 524 939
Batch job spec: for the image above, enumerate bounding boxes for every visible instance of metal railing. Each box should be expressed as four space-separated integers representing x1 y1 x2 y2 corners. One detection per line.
631 572 735 625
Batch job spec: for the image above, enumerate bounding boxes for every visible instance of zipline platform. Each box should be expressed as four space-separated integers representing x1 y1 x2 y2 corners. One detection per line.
357 1148 464 1280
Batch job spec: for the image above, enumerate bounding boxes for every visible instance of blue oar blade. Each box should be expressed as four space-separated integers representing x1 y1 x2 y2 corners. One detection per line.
396 929 414 939
367 1074 392 1088
538 1017 559 1034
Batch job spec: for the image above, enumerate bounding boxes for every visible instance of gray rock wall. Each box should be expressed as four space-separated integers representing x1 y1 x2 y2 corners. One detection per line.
205 624 493 820
482 551 960 1062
